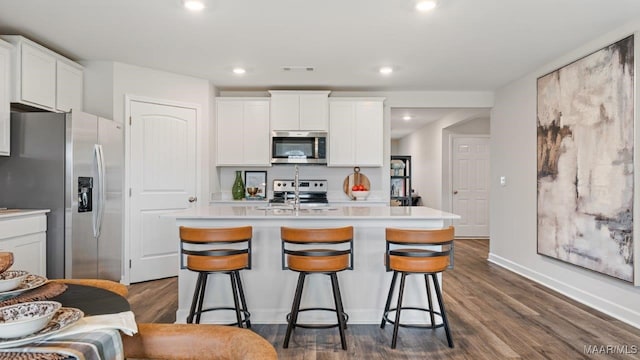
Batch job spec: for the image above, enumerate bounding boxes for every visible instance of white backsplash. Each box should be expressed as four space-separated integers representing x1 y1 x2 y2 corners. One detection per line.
215 165 385 202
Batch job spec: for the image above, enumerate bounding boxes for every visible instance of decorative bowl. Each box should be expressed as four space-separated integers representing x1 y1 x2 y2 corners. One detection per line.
0 252 13 274
352 190 370 200
0 270 28 293
246 187 259 197
0 301 61 339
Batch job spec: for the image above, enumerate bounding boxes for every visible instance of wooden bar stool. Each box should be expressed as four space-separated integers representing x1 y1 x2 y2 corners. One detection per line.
380 226 455 349
180 226 252 328
281 226 354 350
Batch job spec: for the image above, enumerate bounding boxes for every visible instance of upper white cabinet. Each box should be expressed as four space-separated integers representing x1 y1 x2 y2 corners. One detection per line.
0 36 83 113
328 98 385 167
0 39 11 156
56 60 83 112
269 90 330 131
216 98 270 166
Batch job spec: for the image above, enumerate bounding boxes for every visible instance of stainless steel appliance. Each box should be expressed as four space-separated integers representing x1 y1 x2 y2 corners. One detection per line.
270 179 328 204
271 131 327 164
0 111 123 280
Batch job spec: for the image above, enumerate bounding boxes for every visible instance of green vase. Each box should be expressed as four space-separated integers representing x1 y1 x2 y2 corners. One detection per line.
232 171 245 200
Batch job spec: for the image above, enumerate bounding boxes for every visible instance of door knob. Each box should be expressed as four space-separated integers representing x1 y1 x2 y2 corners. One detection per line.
188 196 197 203
453 191 458 195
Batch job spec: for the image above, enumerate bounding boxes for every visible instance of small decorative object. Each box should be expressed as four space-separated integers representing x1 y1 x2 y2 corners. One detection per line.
244 171 267 199
232 171 245 200
390 160 405 176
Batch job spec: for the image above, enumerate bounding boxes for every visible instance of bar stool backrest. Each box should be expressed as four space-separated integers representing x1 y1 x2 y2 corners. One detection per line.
281 226 354 271
180 226 253 270
384 226 454 273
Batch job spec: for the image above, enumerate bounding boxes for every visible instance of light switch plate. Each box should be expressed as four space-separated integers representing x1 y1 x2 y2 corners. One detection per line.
500 176 506 186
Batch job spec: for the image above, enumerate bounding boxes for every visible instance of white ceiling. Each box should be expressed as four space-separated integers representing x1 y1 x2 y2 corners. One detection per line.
390 107 490 139
0 0 638 93
0 1 637 138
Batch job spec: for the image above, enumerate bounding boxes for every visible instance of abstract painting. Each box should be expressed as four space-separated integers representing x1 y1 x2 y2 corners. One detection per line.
537 35 634 282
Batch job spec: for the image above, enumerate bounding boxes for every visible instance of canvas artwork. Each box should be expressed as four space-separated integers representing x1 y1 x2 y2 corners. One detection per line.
537 35 635 282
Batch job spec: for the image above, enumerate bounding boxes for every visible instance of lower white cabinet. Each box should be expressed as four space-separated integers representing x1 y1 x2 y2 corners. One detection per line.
0 212 47 277
0 39 11 156
329 98 385 167
216 98 270 166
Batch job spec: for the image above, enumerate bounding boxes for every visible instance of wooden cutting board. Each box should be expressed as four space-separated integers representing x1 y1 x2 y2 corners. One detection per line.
343 167 370 200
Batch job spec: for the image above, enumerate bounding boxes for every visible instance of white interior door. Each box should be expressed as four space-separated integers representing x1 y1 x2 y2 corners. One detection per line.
452 136 490 237
129 100 197 283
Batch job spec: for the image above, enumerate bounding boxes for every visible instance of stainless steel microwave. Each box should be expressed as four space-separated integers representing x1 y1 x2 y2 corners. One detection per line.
271 131 327 164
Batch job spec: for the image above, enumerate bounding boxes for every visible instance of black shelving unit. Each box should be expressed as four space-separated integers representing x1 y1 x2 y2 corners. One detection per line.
390 155 411 206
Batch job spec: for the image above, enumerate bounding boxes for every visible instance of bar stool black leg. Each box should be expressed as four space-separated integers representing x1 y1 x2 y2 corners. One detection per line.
391 273 407 349
234 270 251 328
381 271 398 329
331 273 347 330
330 273 348 350
195 273 209 324
229 271 243 328
187 272 203 324
425 274 436 328
284 272 306 348
432 274 454 348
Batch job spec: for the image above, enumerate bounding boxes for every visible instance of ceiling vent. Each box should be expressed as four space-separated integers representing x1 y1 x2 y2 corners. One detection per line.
281 66 315 72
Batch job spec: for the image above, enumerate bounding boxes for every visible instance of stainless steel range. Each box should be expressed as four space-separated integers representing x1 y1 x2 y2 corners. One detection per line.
270 179 328 204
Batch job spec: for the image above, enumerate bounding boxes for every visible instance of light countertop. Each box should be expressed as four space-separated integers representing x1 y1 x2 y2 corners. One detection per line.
0 209 50 219
168 205 459 220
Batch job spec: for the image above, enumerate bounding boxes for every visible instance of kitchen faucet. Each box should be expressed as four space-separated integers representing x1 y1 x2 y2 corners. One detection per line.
293 165 300 210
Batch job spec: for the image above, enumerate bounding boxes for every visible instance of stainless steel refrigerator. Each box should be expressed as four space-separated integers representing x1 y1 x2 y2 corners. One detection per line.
0 111 123 281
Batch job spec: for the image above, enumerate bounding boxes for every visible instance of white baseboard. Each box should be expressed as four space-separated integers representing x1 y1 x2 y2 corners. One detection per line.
488 253 640 329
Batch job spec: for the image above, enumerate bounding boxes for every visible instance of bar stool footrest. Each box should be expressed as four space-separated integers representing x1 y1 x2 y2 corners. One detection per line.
192 307 251 327
286 307 348 329
383 306 444 329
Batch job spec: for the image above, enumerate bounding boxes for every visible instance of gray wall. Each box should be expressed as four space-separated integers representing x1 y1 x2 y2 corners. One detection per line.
490 21 640 327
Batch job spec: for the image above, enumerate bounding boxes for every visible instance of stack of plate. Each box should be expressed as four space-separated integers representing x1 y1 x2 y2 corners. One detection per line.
0 252 84 347
0 252 48 301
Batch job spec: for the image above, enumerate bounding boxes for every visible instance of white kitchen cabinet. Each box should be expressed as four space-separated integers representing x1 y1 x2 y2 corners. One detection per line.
0 39 11 156
56 60 84 112
216 98 270 166
0 211 48 277
0 35 83 113
269 90 330 131
328 98 385 167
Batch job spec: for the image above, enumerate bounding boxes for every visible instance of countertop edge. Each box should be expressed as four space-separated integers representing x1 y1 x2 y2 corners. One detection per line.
0 209 51 219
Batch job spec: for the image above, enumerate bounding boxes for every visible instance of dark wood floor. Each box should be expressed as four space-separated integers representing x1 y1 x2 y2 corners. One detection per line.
127 240 640 359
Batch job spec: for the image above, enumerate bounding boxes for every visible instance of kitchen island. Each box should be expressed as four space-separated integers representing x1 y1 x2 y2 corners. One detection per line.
170 205 459 324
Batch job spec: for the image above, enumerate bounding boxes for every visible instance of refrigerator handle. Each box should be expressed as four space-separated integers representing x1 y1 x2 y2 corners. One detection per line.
93 144 105 238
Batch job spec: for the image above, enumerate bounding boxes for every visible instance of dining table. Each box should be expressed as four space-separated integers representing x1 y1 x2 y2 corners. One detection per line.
0 282 137 360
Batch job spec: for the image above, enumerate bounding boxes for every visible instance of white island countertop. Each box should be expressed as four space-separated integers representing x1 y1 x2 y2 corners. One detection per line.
169 205 459 220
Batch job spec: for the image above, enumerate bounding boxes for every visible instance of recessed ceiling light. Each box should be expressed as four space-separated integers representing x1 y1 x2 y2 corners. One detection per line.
379 66 393 75
233 67 246 75
416 0 437 12
402 115 412 121
183 0 205 11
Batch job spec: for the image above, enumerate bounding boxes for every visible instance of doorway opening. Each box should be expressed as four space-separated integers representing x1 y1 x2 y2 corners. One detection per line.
390 108 491 239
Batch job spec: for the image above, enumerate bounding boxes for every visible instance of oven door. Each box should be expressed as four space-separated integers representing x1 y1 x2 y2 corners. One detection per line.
271 131 327 164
